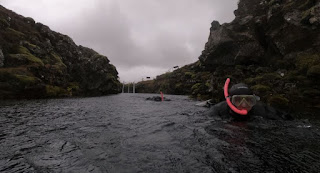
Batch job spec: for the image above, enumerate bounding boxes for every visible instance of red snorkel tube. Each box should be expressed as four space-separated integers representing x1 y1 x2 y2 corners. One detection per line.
224 78 248 115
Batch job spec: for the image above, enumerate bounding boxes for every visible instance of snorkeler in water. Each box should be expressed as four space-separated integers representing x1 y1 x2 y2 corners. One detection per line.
207 78 292 121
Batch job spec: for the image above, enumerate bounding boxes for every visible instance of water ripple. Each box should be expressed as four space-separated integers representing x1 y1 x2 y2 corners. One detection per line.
0 94 320 172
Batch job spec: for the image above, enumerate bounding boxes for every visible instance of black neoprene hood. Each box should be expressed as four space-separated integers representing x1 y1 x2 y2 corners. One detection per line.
229 83 253 96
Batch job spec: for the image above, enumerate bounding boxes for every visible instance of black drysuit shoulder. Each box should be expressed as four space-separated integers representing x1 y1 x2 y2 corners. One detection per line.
206 101 292 120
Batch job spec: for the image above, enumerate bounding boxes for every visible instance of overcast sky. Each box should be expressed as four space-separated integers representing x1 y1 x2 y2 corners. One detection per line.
1 0 238 82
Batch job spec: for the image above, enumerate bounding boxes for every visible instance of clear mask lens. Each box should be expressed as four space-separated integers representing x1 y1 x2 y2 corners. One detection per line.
231 95 258 107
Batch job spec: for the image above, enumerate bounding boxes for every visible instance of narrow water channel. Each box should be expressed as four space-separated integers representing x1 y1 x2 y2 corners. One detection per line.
0 93 319 173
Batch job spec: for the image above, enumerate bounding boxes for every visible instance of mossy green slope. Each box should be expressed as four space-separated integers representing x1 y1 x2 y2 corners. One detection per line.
0 5 121 99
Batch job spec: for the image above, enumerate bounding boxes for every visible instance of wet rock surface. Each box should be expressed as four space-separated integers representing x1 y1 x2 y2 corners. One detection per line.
1 94 320 172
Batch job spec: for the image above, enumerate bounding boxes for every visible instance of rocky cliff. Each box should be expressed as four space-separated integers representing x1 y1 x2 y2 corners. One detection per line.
0 5 121 99
199 0 320 111
135 61 212 99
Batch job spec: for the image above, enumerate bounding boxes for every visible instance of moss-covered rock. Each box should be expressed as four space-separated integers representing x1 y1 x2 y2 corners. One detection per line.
23 41 38 50
6 46 44 67
0 6 121 98
244 73 279 85
301 5 313 19
0 67 45 98
268 95 289 109
184 72 193 79
45 85 70 97
244 76 263 85
20 41 46 56
0 67 32 83
0 67 29 76
284 71 302 81
191 83 202 95
191 82 210 98
7 54 43 67
13 74 38 85
295 53 320 73
307 65 320 77
175 83 182 89
3 28 25 42
235 65 245 70
67 82 80 93
268 0 280 6
255 67 271 73
274 59 293 69
262 73 282 80
0 18 9 28
43 52 65 67
251 84 271 95
302 89 320 97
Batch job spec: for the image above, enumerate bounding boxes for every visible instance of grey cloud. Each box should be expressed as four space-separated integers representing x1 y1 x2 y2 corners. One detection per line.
1 0 238 82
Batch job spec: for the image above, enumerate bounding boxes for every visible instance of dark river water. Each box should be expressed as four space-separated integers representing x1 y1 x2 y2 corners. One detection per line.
1 93 320 173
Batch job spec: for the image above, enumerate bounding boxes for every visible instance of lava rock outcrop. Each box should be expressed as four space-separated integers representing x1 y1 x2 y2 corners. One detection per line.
0 5 121 98
199 0 320 110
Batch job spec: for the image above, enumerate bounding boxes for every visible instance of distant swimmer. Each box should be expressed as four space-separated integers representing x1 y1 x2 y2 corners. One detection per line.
146 96 171 102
